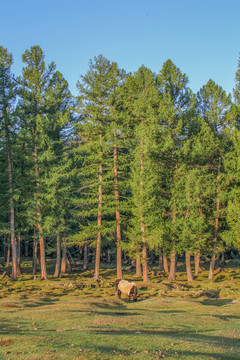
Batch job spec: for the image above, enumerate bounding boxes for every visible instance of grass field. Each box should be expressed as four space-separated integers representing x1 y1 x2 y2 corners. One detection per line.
0 260 240 359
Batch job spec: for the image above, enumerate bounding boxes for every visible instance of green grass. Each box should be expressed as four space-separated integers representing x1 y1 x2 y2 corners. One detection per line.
0 260 240 359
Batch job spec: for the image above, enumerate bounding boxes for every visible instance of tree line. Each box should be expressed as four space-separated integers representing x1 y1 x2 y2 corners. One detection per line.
1 45 240 282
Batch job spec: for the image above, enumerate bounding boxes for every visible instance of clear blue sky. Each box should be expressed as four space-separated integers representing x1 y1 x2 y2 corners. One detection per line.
1 0 240 97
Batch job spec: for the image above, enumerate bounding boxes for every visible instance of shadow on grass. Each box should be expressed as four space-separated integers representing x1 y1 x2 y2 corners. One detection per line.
212 314 240 321
90 327 240 356
199 298 235 307
87 343 240 360
22 297 60 307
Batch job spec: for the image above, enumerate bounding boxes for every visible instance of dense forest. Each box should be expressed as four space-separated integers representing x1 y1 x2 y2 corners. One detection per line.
1 45 240 282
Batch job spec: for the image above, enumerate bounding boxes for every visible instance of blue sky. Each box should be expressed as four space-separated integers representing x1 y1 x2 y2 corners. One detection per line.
1 0 240 97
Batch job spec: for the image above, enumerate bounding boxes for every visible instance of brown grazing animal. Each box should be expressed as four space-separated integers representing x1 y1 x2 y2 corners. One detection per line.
115 279 138 301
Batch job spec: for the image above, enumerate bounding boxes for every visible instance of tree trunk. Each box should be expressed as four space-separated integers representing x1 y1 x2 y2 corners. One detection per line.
17 234 22 275
94 127 102 281
83 243 88 270
54 233 61 277
5 126 17 280
24 241 28 258
66 257 72 271
195 199 203 277
60 242 67 275
34 141 48 280
158 253 163 269
135 247 142 277
67 248 75 266
163 252 169 273
184 174 194 282
142 244 149 282
3 237 6 259
5 235 11 268
3 86 17 280
185 251 194 282
32 229 38 279
114 128 122 280
220 251 225 266
107 251 111 265
140 138 149 282
209 154 221 281
168 250 176 281
194 250 201 276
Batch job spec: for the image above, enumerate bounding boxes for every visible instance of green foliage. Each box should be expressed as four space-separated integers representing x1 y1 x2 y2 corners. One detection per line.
1 46 240 281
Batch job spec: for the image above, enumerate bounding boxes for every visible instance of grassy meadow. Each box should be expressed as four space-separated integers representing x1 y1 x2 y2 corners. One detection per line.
0 259 240 359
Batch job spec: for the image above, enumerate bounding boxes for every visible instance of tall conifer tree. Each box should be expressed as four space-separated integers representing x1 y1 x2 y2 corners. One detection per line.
197 79 231 280
123 66 160 282
74 55 114 280
19 45 62 279
157 59 195 281
0 46 18 279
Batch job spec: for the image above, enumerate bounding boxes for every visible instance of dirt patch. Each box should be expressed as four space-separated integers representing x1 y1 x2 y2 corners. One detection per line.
2 303 20 308
0 339 14 346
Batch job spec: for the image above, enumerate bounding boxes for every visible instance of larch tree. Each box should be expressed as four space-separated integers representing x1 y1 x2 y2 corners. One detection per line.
19 45 59 280
197 79 232 281
42 70 73 277
156 59 195 281
0 46 18 280
224 56 240 252
107 62 128 280
123 66 160 282
74 55 114 281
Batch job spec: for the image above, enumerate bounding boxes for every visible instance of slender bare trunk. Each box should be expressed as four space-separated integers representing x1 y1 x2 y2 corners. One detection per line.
135 247 142 277
140 138 149 282
209 154 221 281
186 251 194 282
5 123 17 280
54 233 61 277
158 252 163 269
67 248 75 266
5 235 11 268
83 243 88 270
194 199 203 277
60 242 67 275
168 250 176 281
17 234 22 275
34 141 48 280
32 230 38 279
220 251 225 266
184 174 194 281
163 255 169 274
114 128 122 280
66 257 71 271
3 237 6 259
94 127 102 281
194 250 201 276
2 80 17 279
24 241 28 257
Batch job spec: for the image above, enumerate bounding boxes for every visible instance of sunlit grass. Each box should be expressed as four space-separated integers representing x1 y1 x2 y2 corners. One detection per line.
0 259 239 359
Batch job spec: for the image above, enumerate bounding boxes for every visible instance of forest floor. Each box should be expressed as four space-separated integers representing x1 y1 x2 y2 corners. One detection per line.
0 259 240 359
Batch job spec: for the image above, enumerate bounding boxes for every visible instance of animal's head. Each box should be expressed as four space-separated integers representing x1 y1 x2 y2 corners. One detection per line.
115 279 121 291
130 285 138 301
